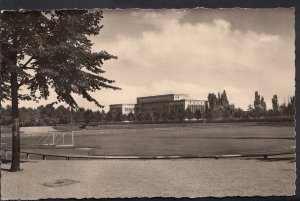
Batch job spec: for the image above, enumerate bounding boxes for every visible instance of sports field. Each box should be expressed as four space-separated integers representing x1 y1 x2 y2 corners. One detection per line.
1 122 295 159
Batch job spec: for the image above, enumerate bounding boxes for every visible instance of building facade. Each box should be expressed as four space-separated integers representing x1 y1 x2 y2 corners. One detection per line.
135 94 188 115
135 94 207 117
169 99 206 114
109 104 135 119
109 94 207 120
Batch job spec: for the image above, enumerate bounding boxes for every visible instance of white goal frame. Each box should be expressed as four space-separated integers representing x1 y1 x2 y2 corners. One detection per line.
38 132 74 147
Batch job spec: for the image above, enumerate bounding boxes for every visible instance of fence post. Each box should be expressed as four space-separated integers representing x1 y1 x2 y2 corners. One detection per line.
26 153 30 160
43 155 46 160
5 149 7 160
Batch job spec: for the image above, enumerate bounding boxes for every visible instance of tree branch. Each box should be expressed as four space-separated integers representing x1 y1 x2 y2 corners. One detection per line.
22 66 36 70
18 77 35 88
20 56 34 69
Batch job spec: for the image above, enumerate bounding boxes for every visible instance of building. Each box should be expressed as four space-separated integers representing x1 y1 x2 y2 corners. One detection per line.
109 104 135 119
135 94 188 115
135 94 207 117
109 94 207 121
169 99 206 114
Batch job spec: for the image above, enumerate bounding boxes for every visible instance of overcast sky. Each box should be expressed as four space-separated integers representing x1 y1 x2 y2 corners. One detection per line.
16 8 295 111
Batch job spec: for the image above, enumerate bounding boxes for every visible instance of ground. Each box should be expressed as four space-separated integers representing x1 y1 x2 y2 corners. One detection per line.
1 122 295 199
1 157 295 199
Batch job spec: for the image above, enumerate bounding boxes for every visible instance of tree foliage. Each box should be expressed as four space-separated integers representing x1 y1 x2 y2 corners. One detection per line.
1 10 120 171
207 90 232 118
272 94 279 113
251 91 267 117
1 10 120 108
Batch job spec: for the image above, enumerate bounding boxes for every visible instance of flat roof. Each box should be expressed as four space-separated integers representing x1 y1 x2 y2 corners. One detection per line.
171 99 207 102
137 94 188 99
109 104 135 107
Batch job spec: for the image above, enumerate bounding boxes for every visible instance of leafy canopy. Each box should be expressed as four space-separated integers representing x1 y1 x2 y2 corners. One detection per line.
1 10 119 108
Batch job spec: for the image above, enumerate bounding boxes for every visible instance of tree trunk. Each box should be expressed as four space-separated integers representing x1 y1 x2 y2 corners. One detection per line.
10 69 21 172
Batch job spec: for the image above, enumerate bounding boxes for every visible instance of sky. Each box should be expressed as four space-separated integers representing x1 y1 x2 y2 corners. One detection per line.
15 8 295 111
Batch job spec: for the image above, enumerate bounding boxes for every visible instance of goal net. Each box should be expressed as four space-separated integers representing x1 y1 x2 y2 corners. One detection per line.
37 132 74 147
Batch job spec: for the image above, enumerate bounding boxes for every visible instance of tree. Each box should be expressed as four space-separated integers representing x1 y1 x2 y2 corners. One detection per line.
121 114 128 122
194 109 202 120
1 10 119 171
135 113 143 121
1 105 12 125
224 104 235 118
207 91 232 119
75 107 86 123
127 112 135 121
207 93 218 118
286 96 295 116
105 111 113 122
178 109 185 122
94 111 103 123
220 90 229 107
254 91 261 110
234 108 244 118
160 112 168 122
260 96 267 111
56 105 70 124
208 93 217 110
185 108 194 120
100 110 106 122
153 111 160 122
252 91 267 117
114 112 122 121
272 94 279 113
84 109 94 124
168 110 177 121
38 104 57 125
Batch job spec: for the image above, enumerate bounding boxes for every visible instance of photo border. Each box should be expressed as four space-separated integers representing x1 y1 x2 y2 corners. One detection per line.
0 0 299 201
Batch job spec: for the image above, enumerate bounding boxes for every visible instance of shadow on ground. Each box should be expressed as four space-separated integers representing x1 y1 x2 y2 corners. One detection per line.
1 159 36 172
0 159 38 164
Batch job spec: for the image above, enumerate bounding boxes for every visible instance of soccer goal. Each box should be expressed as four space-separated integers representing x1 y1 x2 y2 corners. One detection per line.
37 132 74 147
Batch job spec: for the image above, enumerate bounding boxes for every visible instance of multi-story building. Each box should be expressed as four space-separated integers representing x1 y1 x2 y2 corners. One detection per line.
135 94 189 115
169 99 206 113
109 104 135 119
109 94 207 120
135 94 207 116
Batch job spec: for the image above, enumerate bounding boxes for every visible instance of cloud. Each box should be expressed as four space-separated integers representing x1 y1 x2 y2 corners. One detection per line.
10 10 294 111
91 14 294 110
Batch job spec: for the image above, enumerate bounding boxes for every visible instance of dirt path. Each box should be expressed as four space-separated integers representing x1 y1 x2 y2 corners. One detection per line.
1 157 295 199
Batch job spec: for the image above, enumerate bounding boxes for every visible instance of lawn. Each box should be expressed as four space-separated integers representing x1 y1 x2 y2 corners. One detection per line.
1 123 295 159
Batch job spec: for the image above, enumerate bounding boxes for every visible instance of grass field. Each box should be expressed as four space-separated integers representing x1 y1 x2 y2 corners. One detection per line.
1 122 295 159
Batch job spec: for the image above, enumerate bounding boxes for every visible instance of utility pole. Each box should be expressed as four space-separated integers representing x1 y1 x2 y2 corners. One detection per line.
203 103 206 124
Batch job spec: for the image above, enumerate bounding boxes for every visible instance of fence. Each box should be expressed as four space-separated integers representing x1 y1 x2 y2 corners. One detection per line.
1 148 295 161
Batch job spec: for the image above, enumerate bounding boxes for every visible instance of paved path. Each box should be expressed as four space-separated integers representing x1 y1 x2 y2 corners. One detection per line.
1 157 295 200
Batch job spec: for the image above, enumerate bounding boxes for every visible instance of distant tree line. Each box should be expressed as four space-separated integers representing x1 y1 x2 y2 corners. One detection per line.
1 90 295 126
207 90 237 119
1 104 107 126
206 90 295 120
106 108 205 123
247 91 295 118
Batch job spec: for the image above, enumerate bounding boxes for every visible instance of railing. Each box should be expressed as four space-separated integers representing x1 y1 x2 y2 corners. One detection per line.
1 148 295 161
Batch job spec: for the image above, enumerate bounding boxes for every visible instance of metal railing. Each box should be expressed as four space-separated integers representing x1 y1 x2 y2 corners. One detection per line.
1 148 295 161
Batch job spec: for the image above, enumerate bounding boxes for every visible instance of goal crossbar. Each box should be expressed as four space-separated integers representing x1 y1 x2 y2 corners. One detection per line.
37 132 74 147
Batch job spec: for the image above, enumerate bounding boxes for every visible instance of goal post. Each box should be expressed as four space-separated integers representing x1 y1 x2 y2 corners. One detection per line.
37 132 74 147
